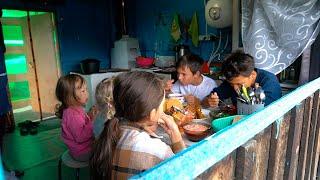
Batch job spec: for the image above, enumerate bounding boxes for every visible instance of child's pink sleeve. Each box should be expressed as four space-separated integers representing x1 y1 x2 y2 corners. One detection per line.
67 112 93 143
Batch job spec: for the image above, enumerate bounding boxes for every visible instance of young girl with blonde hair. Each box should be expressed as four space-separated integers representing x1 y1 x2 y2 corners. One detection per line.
93 77 115 138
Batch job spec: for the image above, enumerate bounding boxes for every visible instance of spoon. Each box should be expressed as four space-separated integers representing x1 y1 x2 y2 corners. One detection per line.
237 97 247 103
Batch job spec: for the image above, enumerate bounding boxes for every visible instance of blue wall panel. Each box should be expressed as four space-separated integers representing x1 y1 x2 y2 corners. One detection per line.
0 0 112 74
55 0 111 74
127 0 232 61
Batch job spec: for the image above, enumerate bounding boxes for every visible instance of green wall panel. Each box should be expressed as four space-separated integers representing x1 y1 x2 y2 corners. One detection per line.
5 54 28 74
9 81 31 101
3 25 24 46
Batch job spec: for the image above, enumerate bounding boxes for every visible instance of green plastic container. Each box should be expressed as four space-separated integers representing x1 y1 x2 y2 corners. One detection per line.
211 115 244 132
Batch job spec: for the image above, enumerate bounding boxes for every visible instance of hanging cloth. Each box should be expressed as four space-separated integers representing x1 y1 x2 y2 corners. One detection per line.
188 12 199 47
171 13 181 42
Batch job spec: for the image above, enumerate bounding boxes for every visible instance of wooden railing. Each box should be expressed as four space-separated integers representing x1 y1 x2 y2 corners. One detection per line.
131 77 320 180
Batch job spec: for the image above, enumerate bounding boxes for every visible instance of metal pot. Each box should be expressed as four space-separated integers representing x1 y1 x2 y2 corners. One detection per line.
80 59 100 74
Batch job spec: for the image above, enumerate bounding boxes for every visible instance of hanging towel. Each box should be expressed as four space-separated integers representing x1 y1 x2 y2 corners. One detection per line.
188 12 199 47
171 13 181 42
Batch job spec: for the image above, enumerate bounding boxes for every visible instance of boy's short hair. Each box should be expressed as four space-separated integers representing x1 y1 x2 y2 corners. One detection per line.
222 51 255 80
177 54 204 74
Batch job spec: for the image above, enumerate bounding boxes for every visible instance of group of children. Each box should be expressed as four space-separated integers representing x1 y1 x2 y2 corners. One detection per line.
55 51 282 179
55 71 185 179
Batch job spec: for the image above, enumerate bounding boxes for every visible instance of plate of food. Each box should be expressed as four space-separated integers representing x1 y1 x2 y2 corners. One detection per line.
164 98 210 126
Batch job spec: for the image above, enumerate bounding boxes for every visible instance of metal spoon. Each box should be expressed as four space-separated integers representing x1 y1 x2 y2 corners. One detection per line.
237 97 247 103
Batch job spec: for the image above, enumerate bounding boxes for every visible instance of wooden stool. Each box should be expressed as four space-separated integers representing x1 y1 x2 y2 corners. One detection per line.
58 150 88 180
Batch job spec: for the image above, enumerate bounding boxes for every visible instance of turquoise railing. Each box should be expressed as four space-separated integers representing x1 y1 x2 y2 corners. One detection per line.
131 77 320 179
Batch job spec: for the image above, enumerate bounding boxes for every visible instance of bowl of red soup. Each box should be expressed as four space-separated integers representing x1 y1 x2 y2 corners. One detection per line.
183 122 211 142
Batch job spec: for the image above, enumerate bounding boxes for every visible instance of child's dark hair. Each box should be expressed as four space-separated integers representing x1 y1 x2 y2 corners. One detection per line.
221 51 255 81
90 71 165 179
55 74 85 118
177 54 204 74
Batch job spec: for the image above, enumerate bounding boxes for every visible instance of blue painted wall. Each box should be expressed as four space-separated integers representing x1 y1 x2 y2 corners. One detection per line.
0 0 232 74
0 0 115 74
126 0 232 61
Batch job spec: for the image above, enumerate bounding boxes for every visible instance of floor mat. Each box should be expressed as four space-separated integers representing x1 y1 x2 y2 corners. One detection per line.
3 127 66 171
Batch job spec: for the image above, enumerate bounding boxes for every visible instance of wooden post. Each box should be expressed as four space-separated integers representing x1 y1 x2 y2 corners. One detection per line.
311 92 320 179
235 127 271 180
267 113 291 180
296 96 313 179
305 90 320 180
317 161 320 179
284 103 305 180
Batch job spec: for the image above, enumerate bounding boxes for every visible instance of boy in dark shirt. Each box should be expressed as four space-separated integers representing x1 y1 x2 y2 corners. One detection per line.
204 51 282 107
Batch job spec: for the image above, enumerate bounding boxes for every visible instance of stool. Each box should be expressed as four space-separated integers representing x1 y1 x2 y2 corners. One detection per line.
58 150 88 180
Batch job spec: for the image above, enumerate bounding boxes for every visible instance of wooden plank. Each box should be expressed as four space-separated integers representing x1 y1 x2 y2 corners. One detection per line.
267 113 291 180
284 103 305 180
305 91 320 180
296 96 313 179
198 152 235 180
317 161 320 179
235 127 271 180
311 95 320 179
236 139 256 179
30 13 60 114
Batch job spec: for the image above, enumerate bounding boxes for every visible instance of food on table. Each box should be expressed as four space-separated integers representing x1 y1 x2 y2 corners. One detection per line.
185 99 206 119
183 123 209 132
183 122 211 142
165 99 208 129
164 98 184 112
165 98 207 124
168 107 193 126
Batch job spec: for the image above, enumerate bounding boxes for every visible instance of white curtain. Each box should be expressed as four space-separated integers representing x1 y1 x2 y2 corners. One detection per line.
242 0 320 74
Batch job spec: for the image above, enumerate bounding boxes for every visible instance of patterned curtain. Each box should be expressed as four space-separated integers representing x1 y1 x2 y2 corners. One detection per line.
242 0 320 74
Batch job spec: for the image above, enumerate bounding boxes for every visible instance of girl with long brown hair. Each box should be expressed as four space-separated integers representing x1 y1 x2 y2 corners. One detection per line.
90 71 185 179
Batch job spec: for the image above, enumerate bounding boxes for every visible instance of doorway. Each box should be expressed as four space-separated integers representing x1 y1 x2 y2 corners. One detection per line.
1 9 61 124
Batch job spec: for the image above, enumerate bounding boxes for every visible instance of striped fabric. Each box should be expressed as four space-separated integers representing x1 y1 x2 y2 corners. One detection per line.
112 124 184 179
